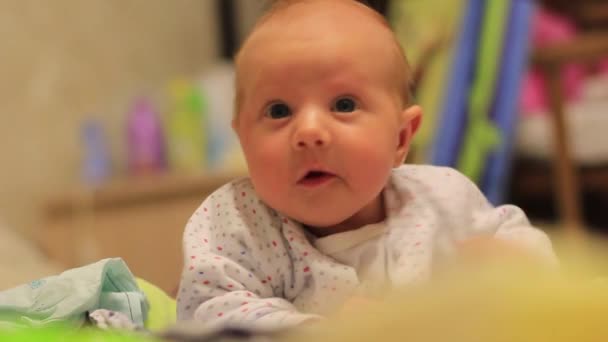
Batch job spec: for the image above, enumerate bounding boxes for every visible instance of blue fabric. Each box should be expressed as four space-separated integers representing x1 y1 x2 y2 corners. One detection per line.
430 0 484 167
482 0 537 204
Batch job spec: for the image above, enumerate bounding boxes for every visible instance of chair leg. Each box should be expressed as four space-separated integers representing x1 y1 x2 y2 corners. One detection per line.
543 64 584 231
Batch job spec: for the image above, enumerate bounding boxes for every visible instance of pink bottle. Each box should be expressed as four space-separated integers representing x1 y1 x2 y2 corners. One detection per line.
126 98 166 175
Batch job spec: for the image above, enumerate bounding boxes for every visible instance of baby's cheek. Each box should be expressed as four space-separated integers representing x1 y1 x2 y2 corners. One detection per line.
247 157 289 207
245 142 286 177
350 145 394 178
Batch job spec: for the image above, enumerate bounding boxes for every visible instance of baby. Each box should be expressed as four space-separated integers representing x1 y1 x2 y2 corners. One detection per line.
176 0 556 333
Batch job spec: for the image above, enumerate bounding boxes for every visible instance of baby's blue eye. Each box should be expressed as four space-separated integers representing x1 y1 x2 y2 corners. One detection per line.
333 97 357 113
266 102 292 119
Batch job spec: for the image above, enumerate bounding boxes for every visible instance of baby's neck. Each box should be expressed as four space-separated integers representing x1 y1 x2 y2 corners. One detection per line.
306 195 386 237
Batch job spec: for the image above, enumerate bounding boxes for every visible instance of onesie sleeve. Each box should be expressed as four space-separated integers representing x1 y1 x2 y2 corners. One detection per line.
176 181 322 332
438 168 557 266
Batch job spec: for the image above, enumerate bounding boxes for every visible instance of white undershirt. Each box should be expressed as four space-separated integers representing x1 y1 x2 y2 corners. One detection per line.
314 221 389 296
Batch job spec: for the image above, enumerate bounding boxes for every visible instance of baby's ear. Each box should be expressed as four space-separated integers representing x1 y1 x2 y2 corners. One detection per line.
394 105 422 166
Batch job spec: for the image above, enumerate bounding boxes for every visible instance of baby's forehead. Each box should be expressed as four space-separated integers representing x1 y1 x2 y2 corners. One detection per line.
238 1 396 65
256 0 389 35
234 0 410 107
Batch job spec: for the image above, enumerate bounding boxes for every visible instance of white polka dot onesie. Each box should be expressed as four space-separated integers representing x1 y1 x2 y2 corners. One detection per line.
177 165 555 331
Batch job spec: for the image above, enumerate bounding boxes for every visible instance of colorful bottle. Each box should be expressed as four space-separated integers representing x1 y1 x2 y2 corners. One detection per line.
126 98 166 175
81 118 111 186
199 62 246 172
165 79 207 172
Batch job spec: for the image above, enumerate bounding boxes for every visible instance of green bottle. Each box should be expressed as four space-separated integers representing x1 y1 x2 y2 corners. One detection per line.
165 79 207 172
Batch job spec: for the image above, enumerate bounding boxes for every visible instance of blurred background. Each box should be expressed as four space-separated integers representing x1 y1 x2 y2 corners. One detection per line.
0 0 606 294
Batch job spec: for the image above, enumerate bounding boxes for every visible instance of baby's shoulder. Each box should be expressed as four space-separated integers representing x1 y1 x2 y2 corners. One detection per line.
186 177 281 235
194 177 268 213
390 164 487 213
392 164 478 192
203 177 259 203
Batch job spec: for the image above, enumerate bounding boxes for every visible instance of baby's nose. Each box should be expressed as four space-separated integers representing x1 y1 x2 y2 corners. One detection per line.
292 112 331 150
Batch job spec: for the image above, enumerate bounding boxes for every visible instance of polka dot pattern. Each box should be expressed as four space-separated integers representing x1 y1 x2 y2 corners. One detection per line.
176 165 553 331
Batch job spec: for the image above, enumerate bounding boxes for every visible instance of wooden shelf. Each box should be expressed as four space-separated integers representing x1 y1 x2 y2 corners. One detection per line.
41 169 247 293
45 170 247 218
577 3 608 25
514 161 608 196
532 33 608 65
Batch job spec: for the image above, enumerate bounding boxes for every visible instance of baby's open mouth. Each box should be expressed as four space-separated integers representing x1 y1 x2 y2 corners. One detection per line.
298 170 336 186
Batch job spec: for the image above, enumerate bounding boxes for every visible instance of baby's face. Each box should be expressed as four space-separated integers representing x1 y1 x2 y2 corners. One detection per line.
233 1 420 235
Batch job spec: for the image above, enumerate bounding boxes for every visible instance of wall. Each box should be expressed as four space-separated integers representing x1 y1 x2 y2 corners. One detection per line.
0 0 219 235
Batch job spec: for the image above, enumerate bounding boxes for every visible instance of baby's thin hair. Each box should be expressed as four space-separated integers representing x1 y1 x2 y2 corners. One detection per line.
234 0 413 116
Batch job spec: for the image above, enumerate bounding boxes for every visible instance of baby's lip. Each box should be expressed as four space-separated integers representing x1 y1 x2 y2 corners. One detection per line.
297 168 337 184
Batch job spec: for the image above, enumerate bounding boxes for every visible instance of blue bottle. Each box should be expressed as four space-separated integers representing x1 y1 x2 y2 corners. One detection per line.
81 118 111 186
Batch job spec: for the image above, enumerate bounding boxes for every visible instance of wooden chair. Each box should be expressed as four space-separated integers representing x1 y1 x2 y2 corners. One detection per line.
531 1 608 232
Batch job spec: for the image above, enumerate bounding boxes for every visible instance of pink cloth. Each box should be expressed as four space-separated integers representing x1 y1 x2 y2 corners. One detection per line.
520 9 585 115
